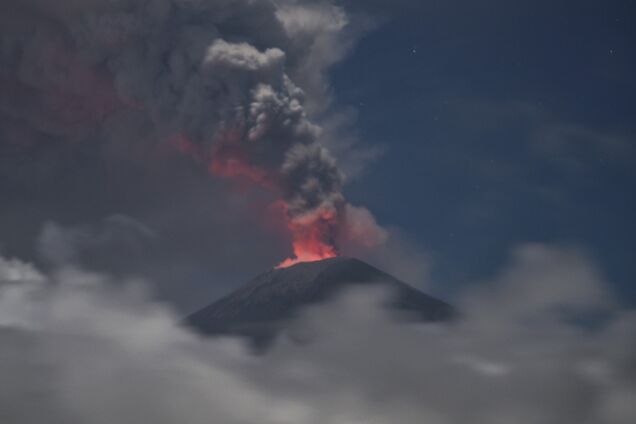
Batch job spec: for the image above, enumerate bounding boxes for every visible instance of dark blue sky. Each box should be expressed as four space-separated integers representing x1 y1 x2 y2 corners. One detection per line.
332 1 636 304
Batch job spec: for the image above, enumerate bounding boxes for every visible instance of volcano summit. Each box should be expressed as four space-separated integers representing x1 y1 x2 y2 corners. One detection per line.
187 257 453 345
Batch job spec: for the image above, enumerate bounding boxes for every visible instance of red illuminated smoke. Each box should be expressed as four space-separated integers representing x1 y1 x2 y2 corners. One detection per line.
174 135 339 267
276 207 339 269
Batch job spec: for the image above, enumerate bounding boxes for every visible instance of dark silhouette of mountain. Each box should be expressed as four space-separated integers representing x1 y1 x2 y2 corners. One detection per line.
186 257 453 345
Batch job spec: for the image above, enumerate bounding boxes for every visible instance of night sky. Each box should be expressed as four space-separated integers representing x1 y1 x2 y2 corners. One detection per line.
333 0 636 304
0 0 634 310
2 1 636 422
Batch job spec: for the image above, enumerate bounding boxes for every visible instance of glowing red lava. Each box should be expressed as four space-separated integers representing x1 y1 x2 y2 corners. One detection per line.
276 210 339 268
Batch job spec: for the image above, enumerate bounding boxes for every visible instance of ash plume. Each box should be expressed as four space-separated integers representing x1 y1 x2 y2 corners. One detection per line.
0 0 360 265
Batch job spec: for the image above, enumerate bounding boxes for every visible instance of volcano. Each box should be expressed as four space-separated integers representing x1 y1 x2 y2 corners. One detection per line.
187 257 453 345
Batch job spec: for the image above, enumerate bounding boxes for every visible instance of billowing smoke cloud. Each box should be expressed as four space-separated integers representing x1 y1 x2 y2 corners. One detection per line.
1 243 635 423
0 0 382 267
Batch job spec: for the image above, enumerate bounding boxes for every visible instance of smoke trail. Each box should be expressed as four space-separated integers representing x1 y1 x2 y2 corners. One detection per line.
0 0 357 266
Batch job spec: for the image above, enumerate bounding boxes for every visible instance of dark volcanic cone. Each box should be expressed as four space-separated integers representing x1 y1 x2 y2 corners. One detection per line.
186 257 453 345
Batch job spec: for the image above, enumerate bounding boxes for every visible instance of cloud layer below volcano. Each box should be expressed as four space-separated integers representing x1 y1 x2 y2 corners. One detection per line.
1 243 634 424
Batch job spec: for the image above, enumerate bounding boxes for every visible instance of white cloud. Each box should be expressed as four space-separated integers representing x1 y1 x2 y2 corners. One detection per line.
1 242 634 423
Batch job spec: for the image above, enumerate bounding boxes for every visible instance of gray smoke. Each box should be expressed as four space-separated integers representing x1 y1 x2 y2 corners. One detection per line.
0 0 352 251
1 243 635 423
0 0 419 308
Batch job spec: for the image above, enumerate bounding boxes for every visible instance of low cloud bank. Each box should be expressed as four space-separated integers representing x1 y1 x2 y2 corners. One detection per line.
1 244 635 424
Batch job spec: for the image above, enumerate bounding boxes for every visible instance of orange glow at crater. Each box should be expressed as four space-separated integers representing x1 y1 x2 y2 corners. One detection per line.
276 209 339 268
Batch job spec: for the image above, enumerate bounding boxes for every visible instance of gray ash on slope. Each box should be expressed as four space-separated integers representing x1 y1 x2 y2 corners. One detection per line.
186 257 453 345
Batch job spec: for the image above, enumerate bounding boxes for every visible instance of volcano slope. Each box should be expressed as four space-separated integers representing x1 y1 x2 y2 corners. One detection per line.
186 257 454 346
